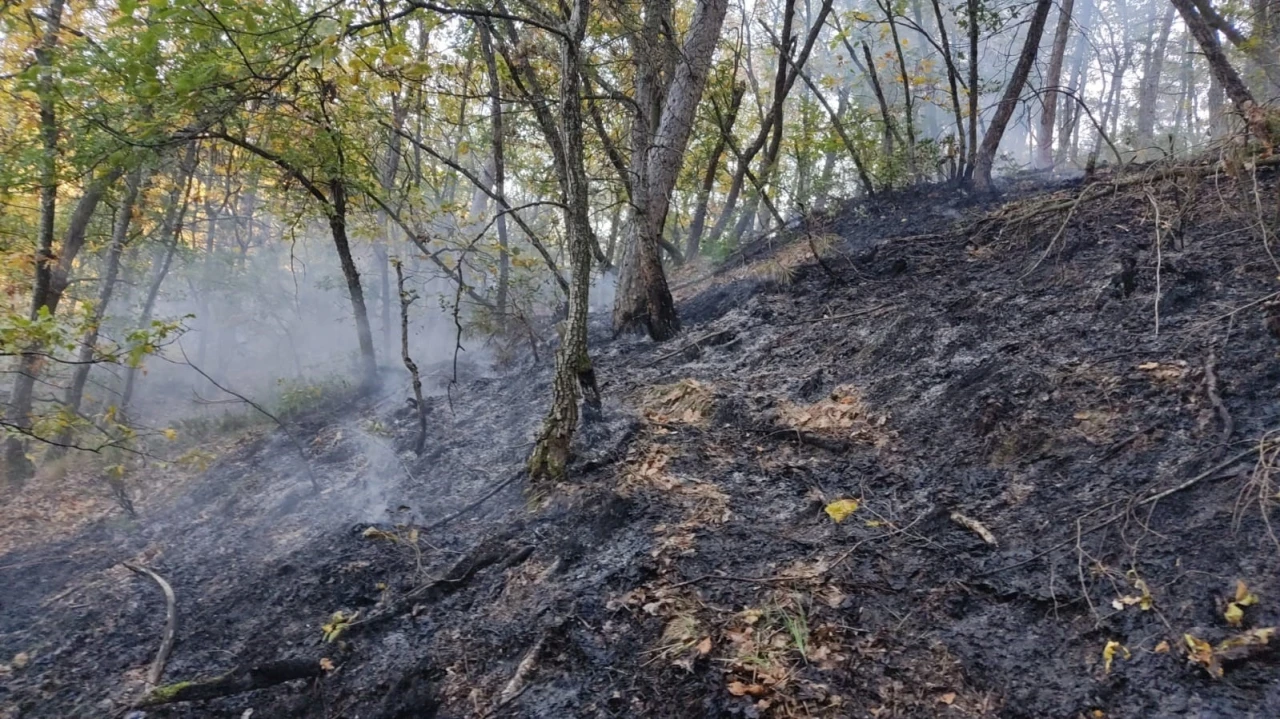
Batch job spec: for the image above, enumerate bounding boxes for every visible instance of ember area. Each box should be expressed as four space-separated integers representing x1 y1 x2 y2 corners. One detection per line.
5 162 1280 719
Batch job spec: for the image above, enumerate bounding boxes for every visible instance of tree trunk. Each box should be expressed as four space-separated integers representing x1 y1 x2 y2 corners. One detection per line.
966 0 979 179
971 0 1055 192
882 0 917 178
4 167 119 483
861 40 898 160
1135 4 1177 157
612 0 731 340
121 145 199 420
54 166 146 450
1172 0 1273 145
3 0 66 484
327 178 377 388
704 0 833 243
929 0 968 177
1056 0 1093 166
479 24 511 321
529 0 599 481
1035 0 1075 169
686 83 745 259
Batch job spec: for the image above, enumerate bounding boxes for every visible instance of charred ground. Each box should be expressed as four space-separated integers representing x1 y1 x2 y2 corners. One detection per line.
3 161 1280 719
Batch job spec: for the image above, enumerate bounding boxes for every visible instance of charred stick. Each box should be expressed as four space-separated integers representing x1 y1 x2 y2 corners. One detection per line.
136 659 322 707
1204 349 1233 460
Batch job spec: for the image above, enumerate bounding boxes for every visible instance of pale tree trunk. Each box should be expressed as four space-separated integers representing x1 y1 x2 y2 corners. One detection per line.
529 0 600 481
1135 4 1178 157
972 0 1055 191
375 95 406 355
1035 0 1075 170
121 144 199 421
53 166 147 451
612 0 731 340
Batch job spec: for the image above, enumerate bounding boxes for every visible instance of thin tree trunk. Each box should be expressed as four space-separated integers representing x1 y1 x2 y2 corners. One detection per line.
120 144 199 420
479 24 511 321
1172 0 1273 144
327 178 378 388
55 166 147 449
971 0 1055 191
966 0 979 179
882 0 917 178
612 0 731 339
686 83 745 259
1035 0 1075 169
861 41 898 160
4 0 66 484
529 0 599 480
392 260 427 455
1135 4 1177 157
704 0 833 243
929 0 968 177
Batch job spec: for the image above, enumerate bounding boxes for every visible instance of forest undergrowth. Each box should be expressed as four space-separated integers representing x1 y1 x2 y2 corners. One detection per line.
3 159 1280 719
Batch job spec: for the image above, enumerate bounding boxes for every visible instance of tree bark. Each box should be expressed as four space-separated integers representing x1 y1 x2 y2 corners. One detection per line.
971 0 1055 192
327 178 378 388
686 83 745 259
1172 0 1273 145
612 0 731 340
1135 4 1177 156
121 144 199 420
529 0 600 481
861 40 898 160
1035 0 1075 169
54 166 147 449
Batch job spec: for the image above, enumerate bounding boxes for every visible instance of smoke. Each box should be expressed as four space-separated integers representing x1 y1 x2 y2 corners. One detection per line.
589 269 616 313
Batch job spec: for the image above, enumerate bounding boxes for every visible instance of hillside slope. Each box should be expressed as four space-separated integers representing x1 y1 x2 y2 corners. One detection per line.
4 162 1280 719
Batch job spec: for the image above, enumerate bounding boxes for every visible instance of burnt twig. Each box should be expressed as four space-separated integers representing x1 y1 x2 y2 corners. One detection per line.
393 259 428 455
1204 349 1233 461
135 659 322 707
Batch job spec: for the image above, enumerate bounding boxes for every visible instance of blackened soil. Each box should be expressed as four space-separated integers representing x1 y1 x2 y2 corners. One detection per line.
4 165 1280 719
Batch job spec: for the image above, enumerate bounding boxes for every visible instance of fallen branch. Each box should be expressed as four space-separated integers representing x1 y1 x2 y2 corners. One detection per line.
416 470 523 535
644 329 736 368
791 302 896 324
979 444 1263 577
135 659 321 707
123 563 177 687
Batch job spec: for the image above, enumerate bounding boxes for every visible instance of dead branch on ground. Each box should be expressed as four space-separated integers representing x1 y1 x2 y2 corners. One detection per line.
135 659 322 707
123 563 176 687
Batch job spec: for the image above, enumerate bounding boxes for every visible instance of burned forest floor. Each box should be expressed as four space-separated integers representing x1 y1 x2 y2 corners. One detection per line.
5 159 1280 719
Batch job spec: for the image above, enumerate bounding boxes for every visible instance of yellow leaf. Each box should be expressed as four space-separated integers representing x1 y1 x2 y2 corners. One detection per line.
162 428 177 441
319 657 335 671
1102 640 1130 673
1153 640 1170 654
1234 580 1259 606
824 499 860 523
1225 602 1246 627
